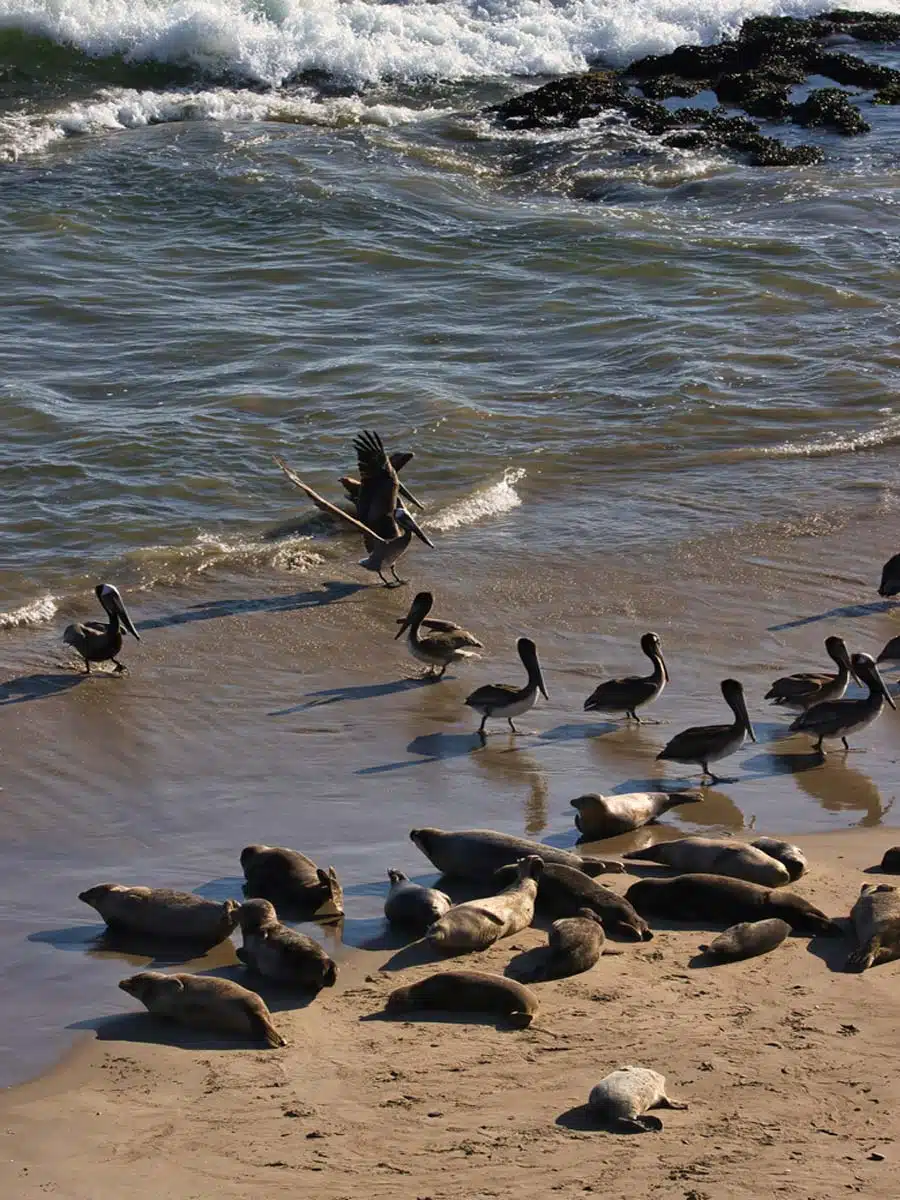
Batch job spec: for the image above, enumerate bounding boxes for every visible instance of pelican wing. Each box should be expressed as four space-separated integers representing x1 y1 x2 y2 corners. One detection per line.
657 722 733 761
274 457 386 543
765 671 830 701
353 430 399 535
790 698 859 735
423 629 483 654
584 675 657 712
465 683 520 708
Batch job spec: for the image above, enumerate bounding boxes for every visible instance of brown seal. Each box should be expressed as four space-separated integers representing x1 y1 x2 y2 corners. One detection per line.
118 971 286 1046
79 884 239 943
699 918 791 962
237 899 337 992
385 970 539 1028
523 909 608 981
493 860 651 940
623 837 790 886
409 826 622 882
240 844 343 916
427 855 542 953
749 838 808 881
845 883 900 971
588 1067 687 1133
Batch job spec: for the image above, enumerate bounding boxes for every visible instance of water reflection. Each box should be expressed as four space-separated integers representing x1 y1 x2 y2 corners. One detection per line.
470 735 550 834
791 755 892 828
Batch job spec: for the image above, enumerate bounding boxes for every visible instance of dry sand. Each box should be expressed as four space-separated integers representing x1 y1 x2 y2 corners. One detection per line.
2 827 899 1200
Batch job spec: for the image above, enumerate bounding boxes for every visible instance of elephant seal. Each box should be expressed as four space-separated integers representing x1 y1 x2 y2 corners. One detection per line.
845 883 900 971
570 790 701 840
410 827 622 882
427 856 542 953
750 838 808 881
626 874 840 936
878 846 900 873
236 899 337 992
240 845 343 916
79 884 239 943
493 860 651 941
699 918 791 962
118 971 286 1047
623 837 790 887
522 909 607 981
384 870 452 932
587 1067 687 1133
385 970 539 1028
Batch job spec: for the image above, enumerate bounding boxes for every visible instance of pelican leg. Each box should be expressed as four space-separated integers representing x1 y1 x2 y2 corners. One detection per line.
112 659 127 673
814 737 827 759
436 664 448 679
390 566 407 587
508 718 519 734
478 714 489 735
626 710 641 723
377 569 400 589
83 659 91 675
842 737 851 752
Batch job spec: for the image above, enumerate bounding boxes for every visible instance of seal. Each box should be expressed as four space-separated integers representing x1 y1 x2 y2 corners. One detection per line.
118 971 286 1047
623 837 790 887
236 899 337 992
384 869 452 932
878 846 900 873
78 884 239 943
749 838 808 882
493 860 651 941
625 874 840 936
385 970 539 1028
523 909 607 981
427 856 542 953
587 1066 687 1133
845 883 900 971
699 918 791 962
410 827 623 882
570 790 701 840
240 845 343 916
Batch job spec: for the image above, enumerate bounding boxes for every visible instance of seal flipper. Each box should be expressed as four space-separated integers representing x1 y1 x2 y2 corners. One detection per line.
235 947 251 966
249 1010 287 1048
655 1096 689 1110
845 935 881 972
578 856 625 876
616 1115 662 1133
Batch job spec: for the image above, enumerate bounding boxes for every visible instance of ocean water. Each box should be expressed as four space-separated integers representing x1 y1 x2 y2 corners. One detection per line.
1 0 900 1088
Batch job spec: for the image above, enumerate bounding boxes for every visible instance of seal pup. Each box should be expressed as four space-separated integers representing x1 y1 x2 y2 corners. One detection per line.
626 874 840 936
384 870 452 932
656 678 755 784
570 790 701 840
845 883 900 971
410 827 623 882
521 909 608 981
789 652 895 755
240 845 343 917
237 899 337 992
118 971 286 1047
385 970 539 1028
878 550 900 597
587 1067 687 1133
395 591 483 679
622 837 790 887
765 636 854 711
749 838 808 882
78 884 239 944
465 636 548 737
583 631 668 723
63 583 140 674
699 918 791 962
878 846 900 873
493 860 651 941
427 856 542 953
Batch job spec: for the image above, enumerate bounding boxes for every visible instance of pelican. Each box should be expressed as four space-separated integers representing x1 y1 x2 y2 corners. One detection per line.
395 591 483 679
765 636 854 712
656 679 755 785
339 450 423 515
878 552 900 597
63 584 140 674
583 632 668 722
790 652 895 755
274 430 433 587
877 636 900 666
465 637 548 737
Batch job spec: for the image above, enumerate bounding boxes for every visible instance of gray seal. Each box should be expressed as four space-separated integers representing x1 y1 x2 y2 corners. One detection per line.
845 883 900 971
749 838 808 881
236 899 337 992
523 909 607 981
240 844 343 916
118 971 286 1047
410 826 623 882
385 970 539 1028
587 1067 687 1133
626 874 840 936
79 884 239 944
623 837 790 886
493 860 651 941
384 869 452 932
427 856 542 953
699 918 791 962
570 790 701 840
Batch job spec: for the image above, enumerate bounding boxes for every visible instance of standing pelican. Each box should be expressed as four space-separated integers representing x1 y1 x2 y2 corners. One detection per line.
465 637 548 737
656 679 755 785
583 632 668 723
765 636 854 712
790 652 895 756
878 552 900 597
395 592 483 679
63 584 140 674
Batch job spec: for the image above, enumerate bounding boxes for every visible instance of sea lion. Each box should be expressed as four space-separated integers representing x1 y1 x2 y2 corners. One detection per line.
493 860 651 941
240 844 343 916
845 883 900 971
118 971 286 1047
385 970 539 1028
750 838 808 881
699 918 791 962
587 1066 687 1133
78 884 239 943
522 909 607 981
626 874 840 936
570 790 701 840
879 846 900 873
236 899 337 992
410 827 623 883
427 856 542 953
384 869 452 932
623 837 790 887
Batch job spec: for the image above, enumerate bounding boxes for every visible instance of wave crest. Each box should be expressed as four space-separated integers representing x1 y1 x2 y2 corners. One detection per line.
429 467 525 531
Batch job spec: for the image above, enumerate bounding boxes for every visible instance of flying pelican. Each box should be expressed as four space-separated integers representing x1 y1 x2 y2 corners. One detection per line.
656 679 755 785
790 652 895 756
583 632 668 723
765 636 854 712
465 637 548 737
878 552 900 597
63 584 140 674
395 591 483 679
339 449 423 515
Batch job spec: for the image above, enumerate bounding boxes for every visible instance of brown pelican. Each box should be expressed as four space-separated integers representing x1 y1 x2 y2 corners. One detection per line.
765 636 854 712
790 652 895 755
583 632 668 722
656 679 755 785
465 637 548 737
877 635 900 666
878 552 900 597
63 584 140 673
395 591 483 679
274 430 433 587
339 450 423 514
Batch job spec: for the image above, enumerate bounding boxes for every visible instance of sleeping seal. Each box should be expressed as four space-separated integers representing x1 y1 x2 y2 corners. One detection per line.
410 827 622 882
626 874 840 936
623 837 790 887
118 971 286 1047
78 884 239 944
699 918 791 962
587 1067 687 1133
845 883 900 971
384 870 452 932
749 838 808 881
570 790 701 840
521 909 607 981
493 860 651 941
427 855 542 953
236 899 337 992
385 970 539 1028
240 844 343 916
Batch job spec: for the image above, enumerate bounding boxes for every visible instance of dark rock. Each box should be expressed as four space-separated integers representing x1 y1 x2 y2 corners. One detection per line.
792 87 871 135
491 71 626 129
810 51 900 89
639 75 704 100
714 73 793 119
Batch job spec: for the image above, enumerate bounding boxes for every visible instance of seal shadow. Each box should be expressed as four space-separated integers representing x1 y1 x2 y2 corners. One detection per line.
504 945 549 982
804 922 854 973
67 1011 273 1051
379 938 442 973
356 731 484 775
27 925 237 968
196 964 321 1012
137 581 365 635
0 671 86 705
768 599 899 632
555 1103 658 1134
360 1009 529 1031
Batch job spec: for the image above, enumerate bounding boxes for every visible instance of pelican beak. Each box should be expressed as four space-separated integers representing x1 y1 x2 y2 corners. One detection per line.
658 652 669 684
398 481 425 511
394 618 410 641
100 585 141 640
735 690 756 742
878 669 897 710
400 509 434 548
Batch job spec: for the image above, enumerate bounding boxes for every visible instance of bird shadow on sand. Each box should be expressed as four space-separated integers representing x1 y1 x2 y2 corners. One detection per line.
769 599 899 632
137 581 365 635
538 721 619 742
273 676 433 716
0 671 86 706
739 749 827 779
356 731 485 775
67 1011 270 1051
